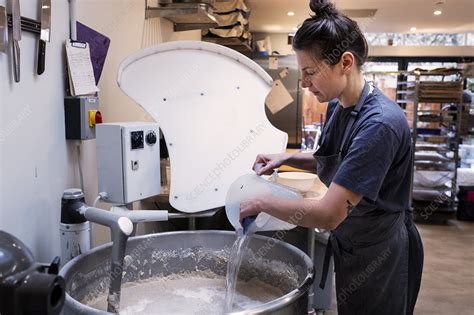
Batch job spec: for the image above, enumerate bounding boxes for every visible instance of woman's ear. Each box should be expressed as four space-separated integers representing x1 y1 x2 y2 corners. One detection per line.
340 52 355 73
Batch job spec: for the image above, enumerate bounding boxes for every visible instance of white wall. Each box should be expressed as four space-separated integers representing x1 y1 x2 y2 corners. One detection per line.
0 0 201 260
0 0 76 262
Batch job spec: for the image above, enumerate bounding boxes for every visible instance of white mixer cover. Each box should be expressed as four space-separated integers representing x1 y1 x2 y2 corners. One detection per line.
117 41 287 213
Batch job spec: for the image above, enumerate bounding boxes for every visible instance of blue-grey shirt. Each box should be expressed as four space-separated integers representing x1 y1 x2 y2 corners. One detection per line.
316 86 413 217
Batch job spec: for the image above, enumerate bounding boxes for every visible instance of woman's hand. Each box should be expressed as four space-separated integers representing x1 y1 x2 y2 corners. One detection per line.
252 153 289 176
239 196 270 221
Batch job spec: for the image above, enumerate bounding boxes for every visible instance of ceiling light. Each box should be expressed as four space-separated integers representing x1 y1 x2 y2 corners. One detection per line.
410 27 417 32
287 11 295 16
433 10 442 15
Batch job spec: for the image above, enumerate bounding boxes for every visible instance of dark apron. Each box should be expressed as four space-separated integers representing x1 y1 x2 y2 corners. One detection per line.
315 82 423 315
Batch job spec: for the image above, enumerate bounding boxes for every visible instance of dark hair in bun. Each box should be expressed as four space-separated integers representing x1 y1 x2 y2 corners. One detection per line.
309 0 337 16
293 0 368 67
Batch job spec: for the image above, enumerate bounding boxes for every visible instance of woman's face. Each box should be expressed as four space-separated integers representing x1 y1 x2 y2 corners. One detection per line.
295 49 346 103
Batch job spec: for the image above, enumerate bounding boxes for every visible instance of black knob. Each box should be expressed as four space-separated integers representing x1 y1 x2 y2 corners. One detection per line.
130 131 144 150
146 131 157 145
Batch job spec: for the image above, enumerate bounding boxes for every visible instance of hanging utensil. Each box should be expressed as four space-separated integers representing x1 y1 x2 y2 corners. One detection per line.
37 0 50 75
11 0 21 82
0 6 7 53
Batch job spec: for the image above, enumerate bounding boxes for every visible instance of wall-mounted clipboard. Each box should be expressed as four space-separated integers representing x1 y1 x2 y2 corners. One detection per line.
65 39 99 96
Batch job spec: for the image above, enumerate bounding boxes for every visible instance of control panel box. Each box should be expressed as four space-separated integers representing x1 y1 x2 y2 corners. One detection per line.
64 96 102 140
96 122 161 204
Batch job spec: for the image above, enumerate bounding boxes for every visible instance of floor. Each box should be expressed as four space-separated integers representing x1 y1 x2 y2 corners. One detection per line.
415 220 474 314
324 219 474 314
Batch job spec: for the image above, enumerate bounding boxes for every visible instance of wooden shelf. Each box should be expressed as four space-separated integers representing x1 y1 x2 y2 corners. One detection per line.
202 36 252 56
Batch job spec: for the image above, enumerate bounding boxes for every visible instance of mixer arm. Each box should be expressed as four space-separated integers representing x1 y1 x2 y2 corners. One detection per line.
110 206 169 223
76 206 133 313
77 206 134 237
110 206 221 222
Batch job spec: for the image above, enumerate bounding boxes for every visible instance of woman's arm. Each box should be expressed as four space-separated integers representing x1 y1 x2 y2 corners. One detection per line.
284 152 318 172
254 152 317 175
240 182 362 230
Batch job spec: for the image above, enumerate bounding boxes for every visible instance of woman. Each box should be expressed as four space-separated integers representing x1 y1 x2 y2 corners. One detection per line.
240 1 423 314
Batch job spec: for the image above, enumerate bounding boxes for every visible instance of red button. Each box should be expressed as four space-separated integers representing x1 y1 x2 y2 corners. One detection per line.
95 111 103 124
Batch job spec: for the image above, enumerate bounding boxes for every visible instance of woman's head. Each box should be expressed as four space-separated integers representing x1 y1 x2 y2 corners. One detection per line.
293 0 368 102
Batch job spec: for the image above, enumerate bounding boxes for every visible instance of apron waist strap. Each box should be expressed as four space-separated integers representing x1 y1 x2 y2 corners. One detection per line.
319 233 333 290
405 210 414 228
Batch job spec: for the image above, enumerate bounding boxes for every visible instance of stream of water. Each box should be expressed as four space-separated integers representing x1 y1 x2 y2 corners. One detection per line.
224 233 251 312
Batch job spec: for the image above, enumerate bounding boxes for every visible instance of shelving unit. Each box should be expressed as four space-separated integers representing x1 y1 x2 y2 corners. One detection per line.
398 69 463 216
461 70 474 138
202 36 252 56
202 0 252 56
145 0 218 31
365 69 464 217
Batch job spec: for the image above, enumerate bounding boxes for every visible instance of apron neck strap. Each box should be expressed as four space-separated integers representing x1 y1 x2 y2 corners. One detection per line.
339 81 371 154
317 101 340 148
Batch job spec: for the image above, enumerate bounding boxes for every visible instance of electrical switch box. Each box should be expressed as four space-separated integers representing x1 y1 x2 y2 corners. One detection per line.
64 96 102 140
96 122 161 204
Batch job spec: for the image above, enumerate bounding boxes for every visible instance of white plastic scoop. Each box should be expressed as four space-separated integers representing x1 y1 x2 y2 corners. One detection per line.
225 174 302 234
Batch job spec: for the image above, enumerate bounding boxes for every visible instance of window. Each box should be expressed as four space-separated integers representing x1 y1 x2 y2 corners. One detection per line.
404 34 465 46
467 33 474 46
364 33 403 46
365 33 473 46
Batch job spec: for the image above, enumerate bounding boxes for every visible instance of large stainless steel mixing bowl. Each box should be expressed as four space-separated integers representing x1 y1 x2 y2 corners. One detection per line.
60 231 314 314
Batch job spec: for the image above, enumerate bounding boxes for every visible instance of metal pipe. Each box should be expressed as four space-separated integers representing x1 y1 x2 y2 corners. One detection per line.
307 228 316 312
112 206 219 221
68 0 77 40
111 207 169 223
107 231 128 313
80 207 134 236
